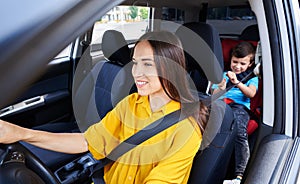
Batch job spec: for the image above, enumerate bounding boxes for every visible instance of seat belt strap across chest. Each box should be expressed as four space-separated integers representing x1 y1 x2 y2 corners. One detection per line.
90 109 186 184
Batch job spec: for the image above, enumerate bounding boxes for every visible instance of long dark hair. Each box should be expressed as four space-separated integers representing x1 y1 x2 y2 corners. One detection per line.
134 31 208 133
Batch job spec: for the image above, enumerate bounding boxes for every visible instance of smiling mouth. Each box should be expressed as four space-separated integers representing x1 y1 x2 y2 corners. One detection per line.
136 81 148 88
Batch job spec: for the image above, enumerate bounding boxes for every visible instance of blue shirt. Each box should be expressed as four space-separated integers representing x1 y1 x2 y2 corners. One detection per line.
211 72 259 109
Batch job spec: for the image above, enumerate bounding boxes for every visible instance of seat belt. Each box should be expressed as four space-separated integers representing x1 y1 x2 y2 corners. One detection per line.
208 71 255 103
89 108 190 184
204 41 262 106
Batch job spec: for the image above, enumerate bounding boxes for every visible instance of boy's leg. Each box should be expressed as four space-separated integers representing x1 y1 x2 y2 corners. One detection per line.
233 108 250 177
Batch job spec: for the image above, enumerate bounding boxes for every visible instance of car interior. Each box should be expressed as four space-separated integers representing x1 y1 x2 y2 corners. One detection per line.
2 0 289 183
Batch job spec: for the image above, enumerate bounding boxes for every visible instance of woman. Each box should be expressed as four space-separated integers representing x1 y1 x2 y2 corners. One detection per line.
0 31 208 183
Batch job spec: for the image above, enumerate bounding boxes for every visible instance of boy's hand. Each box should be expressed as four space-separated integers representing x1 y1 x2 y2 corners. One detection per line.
218 78 226 90
227 71 239 84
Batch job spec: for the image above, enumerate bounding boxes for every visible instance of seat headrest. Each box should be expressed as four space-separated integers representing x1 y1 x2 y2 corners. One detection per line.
175 22 224 84
102 30 131 66
239 24 259 41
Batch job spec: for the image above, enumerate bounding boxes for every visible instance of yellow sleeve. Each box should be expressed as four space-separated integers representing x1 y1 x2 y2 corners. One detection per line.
83 108 122 160
143 123 202 184
83 93 135 160
83 93 138 160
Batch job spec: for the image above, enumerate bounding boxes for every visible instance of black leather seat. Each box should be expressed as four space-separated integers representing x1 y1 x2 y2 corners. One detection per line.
73 30 134 131
175 22 237 184
239 24 259 41
189 101 235 184
175 22 224 94
95 30 134 119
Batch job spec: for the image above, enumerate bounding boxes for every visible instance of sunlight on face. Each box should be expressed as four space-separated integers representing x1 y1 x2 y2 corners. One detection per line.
131 41 164 97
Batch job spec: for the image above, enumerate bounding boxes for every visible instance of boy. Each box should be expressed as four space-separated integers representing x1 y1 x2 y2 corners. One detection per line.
212 41 258 184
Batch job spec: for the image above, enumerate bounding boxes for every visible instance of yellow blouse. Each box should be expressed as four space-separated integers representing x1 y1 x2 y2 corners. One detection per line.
84 93 202 184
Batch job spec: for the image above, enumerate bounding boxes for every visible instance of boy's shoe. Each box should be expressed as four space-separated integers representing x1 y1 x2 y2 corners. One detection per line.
223 178 241 184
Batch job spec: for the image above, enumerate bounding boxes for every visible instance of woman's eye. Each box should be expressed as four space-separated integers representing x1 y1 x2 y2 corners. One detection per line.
144 62 153 67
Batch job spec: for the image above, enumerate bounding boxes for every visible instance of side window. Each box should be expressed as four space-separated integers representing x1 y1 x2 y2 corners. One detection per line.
54 44 72 59
160 7 185 33
91 6 150 47
161 7 184 23
207 6 257 38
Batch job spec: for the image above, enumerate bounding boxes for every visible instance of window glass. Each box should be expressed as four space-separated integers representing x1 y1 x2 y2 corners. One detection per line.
54 44 72 59
161 7 184 23
91 6 150 46
207 6 257 37
160 7 185 33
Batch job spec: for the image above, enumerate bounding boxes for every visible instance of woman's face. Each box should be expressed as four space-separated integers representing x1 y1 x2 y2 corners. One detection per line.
132 41 164 97
230 54 253 74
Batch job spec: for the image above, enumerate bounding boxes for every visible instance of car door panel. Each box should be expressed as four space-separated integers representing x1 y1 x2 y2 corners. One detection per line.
245 134 292 184
0 57 73 128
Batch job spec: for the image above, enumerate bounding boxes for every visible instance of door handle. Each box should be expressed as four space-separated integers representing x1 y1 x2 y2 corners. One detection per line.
0 96 45 117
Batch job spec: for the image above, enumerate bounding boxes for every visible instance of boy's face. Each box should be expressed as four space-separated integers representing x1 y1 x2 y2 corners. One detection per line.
230 54 253 74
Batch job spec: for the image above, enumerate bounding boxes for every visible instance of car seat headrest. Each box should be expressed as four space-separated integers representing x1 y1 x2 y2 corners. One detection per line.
175 22 224 84
239 24 259 41
102 30 131 66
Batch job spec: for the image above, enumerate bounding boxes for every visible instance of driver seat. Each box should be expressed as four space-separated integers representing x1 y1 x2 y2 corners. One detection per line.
175 22 237 184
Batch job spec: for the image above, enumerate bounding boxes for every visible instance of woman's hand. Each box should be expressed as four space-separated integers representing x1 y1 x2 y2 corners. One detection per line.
227 71 239 84
0 119 88 153
0 119 24 144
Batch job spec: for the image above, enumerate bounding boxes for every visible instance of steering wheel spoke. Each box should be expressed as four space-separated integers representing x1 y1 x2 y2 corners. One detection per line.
0 143 60 184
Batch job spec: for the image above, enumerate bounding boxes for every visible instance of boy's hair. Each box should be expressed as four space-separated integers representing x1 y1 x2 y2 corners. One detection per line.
231 41 255 61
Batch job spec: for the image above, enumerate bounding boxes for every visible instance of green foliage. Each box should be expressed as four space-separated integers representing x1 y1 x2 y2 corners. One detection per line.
139 8 149 20
129 6 138 19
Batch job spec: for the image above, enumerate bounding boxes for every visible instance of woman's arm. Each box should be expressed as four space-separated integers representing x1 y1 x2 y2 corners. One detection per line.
0 119 88 154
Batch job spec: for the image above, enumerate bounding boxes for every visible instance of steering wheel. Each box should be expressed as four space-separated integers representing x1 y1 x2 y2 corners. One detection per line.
0 142 60 184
